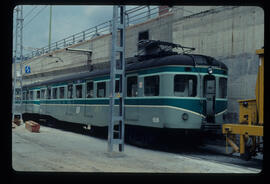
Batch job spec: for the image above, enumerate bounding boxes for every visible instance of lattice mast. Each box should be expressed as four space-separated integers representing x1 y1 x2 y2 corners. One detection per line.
12 5 23 122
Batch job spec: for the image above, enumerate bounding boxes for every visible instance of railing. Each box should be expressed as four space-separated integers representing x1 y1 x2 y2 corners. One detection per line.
23 6 169 61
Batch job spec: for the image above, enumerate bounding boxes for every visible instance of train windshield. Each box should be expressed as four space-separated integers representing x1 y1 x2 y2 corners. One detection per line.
174 75 197 97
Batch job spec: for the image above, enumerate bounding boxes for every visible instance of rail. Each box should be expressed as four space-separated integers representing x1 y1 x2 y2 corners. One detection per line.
22 6 169 61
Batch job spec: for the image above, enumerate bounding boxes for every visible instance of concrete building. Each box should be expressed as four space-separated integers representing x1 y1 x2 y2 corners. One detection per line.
12 6 264 123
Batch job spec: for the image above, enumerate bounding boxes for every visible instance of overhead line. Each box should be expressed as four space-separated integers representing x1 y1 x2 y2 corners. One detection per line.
23 5 38 19
24 6 48 29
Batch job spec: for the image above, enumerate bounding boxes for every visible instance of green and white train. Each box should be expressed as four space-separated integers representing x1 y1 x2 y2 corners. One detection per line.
20 52 228 136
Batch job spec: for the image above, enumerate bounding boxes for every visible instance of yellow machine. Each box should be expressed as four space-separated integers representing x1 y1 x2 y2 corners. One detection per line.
222 48 264 160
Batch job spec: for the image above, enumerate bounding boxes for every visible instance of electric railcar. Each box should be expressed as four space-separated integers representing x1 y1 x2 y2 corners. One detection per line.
20 52 228 135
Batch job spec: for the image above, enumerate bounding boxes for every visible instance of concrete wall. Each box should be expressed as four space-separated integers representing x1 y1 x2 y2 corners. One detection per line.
13 6 264 123
172 6 264 121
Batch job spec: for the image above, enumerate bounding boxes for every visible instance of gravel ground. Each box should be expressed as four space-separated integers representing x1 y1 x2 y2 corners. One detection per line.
12 124 261 173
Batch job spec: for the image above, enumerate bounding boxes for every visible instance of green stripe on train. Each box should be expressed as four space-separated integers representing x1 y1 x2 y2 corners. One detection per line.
23 98 227 116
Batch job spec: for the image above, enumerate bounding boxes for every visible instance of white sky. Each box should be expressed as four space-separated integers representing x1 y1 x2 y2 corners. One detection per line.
13 5 115 54
13 5 161 57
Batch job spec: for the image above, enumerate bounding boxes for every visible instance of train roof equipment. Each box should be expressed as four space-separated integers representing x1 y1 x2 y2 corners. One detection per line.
135 40 195 60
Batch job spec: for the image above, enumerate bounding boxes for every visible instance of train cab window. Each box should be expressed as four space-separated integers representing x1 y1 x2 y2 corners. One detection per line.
86 82 94 98
30 91 33 100
52 88 58 99
203 75 215 97
218 77 227 98
97 82 106 98
47 88 51 99
59 87 65 99
67 84 73 99
36 90 40 99
174 75 197 97
144 75 159 96
127 76 138 97
76 85 82 98
41 89 46 99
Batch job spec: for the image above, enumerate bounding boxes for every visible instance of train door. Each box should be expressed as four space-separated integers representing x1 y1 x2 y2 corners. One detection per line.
204 75 216 123
66 83 74 116
40 88 46 115
35 90 41 115
46 87 51 114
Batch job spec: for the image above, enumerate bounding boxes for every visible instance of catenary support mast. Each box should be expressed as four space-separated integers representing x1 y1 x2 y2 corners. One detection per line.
108 5 126 152
12 5 23 122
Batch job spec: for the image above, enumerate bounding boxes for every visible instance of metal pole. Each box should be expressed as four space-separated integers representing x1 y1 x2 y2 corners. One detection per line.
108 5 126 152
48 5 52 51
12 5 23 122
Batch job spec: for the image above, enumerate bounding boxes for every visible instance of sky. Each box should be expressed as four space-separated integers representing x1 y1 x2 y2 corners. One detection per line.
13 5 115 55
13 5 157 57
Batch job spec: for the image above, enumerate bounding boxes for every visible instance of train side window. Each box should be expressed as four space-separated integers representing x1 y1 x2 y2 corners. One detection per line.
86 82 94 98
76 85 82 98
67 84 73 99
97 82 106 98
30 91 33 100
40 89 45 99
59 87 65 99
144 75 159 96
52 88 58 99
218 77 227 98
127 76 138 97
23 91 26 100
36 90 40 99
47 88 51 99
174 75 197 97
26 91 29 100
115 80 119 93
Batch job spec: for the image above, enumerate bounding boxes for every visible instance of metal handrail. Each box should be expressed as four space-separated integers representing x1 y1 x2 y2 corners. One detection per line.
23 5 170 61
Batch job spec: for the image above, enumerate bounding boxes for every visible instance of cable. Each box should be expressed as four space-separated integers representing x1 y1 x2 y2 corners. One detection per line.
24 6 48 29
23 5 38 19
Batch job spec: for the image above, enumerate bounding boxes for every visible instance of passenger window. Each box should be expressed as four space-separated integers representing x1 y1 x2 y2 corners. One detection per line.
144 75 159 96
41 89 45 99
97 82 106 98
47 88 51 99
26 91 29 100
36 91 40 99
174 75 197 97
86 82 94 98
218 78 227 98
52 88 58 99
59 87 65 99
67 84 73 99
23 91 26 100
127 76 138 97
30 91 33 100
115 80 119 93
76 85 82 98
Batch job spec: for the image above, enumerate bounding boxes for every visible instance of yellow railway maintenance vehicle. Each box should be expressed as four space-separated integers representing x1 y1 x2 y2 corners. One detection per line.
222 48 264 160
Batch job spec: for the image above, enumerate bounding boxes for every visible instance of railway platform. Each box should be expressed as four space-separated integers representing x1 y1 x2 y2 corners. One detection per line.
12 123 261 173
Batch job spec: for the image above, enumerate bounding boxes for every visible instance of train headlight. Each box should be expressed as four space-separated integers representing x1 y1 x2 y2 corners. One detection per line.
182 113 189 121
208 67 213 74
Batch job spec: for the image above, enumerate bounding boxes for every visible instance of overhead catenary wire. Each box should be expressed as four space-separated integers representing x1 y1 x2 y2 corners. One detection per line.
23 5 38 19
24 6 48 29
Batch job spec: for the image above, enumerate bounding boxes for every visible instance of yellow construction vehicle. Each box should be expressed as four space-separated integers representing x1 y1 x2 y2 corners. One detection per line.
222 48 264 160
